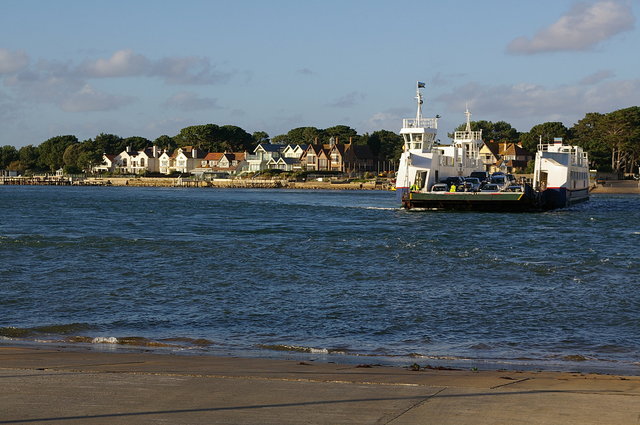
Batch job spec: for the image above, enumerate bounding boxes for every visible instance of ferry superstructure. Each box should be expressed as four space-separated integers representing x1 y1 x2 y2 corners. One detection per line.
533 139 590 207
395 82 484 200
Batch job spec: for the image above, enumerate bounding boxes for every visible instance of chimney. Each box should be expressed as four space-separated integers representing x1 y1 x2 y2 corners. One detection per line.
152 145 158 157
192 147 197 158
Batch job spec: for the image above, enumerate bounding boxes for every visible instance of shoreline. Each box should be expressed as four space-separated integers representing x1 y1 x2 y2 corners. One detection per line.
2 344 639 424
3 176 640 193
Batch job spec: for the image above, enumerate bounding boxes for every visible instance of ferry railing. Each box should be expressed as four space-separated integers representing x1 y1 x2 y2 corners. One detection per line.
454 130 482 140
403 118 438 129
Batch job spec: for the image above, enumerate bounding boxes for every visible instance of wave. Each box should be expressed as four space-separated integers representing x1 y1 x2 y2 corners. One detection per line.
256 344 345 355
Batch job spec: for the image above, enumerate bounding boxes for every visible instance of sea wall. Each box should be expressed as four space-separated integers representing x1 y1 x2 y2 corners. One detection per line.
85 177 390 191
590 180 640 194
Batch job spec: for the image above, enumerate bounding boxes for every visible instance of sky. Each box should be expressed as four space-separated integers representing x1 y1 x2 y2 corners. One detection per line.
1 0 639 148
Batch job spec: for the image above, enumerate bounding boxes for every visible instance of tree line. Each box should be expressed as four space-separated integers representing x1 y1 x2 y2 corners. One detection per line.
0 124 404 174
1 106 639 174
453 106 640 174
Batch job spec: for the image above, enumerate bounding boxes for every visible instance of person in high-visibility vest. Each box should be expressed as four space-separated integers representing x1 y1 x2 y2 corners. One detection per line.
450 184 456 192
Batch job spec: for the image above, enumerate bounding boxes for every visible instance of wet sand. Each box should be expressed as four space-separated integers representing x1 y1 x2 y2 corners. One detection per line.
1 345 639 424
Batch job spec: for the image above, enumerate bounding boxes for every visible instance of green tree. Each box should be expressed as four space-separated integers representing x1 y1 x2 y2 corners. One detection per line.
218 125 254 151
154 135 176 152
77 149 103 172
450 120 519 143
37 135 78 172
63 143 85 169
520 122 570 153
0 145 19 169
18 145 40 171
174 124 220 150
281 127 324 144
601 107 640 174
123 136 152 152
325 125 359 145
252 131 270 145
570 113 610 171
365 130 404 161
89 133 125 155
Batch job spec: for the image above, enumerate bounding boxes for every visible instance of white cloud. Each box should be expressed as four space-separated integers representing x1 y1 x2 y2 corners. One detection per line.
151 56 232 85
80 49 149 77
76 49 232 84
59 84 135 112
435 78 640 130
507 0 635 54
0 48 29 74
163 91 222 111
361 108 409 133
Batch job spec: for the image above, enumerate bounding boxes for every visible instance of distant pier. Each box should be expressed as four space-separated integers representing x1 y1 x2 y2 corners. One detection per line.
0 176 111 186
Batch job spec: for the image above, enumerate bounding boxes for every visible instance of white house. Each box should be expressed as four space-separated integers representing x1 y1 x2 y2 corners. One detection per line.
246 143 308 171
93 154 119 173
282 144 307 159
246 143 286 171
173 146 205 174
122 146 162 174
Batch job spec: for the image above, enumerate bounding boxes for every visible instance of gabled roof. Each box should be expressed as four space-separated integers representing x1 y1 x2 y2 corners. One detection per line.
501 143 531 157
481 141 501 157
254 143 285 153
204 152 224 161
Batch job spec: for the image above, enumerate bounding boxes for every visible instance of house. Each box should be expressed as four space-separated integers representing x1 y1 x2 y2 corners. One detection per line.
93 154 119 173
92 146 163 174
159 150 173 174
192 151 247 177
246 143 286 171
172 146 206 174
266 156 301 171
479 141 501 170
300 144 331 171
121 146 162 174
494 143 532 173
282 144 308 159
300 139 374 172
479 141 533 173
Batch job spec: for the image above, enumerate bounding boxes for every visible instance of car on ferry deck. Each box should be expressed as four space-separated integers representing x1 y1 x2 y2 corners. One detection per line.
480 183 500 192
463 177 481 191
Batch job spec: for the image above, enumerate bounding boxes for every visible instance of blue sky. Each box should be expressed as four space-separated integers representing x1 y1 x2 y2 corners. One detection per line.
1 0 638 148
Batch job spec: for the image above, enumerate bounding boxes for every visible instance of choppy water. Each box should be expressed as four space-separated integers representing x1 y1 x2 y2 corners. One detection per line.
1 186 639 374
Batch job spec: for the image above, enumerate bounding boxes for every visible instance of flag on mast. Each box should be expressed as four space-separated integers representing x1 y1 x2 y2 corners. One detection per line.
417 81 426 88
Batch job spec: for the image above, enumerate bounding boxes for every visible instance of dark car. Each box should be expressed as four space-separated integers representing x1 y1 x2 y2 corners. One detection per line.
464 177 481 191
442 176 465 188
469 171 490 182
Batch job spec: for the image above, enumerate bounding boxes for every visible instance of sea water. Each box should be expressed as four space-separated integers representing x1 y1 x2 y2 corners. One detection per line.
1 186 639 374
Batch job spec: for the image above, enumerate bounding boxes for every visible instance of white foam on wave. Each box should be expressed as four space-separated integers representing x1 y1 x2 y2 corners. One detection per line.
360 206 400 211
92 336 118 344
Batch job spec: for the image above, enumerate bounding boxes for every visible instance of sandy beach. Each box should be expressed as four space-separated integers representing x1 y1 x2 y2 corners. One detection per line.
1 345 639 424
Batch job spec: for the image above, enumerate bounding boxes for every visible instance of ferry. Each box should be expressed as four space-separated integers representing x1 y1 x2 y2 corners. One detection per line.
397 84 590 211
